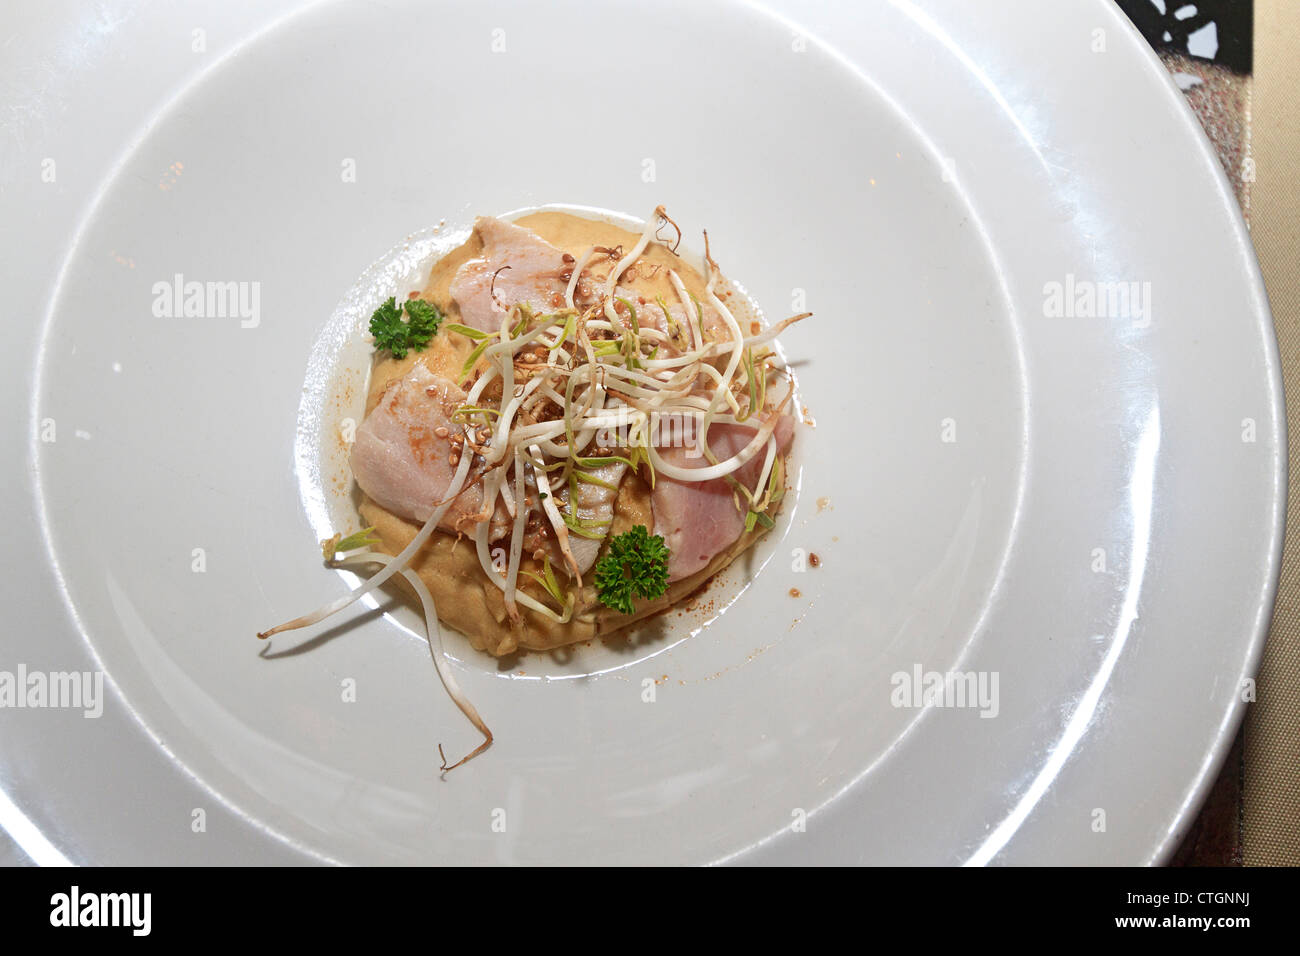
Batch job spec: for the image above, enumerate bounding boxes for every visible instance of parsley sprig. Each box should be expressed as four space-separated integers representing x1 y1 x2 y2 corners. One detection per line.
369 297 444 359
593 525 670 615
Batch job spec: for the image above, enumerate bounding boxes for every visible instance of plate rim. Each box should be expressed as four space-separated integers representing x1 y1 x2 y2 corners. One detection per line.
1092 0 1285 864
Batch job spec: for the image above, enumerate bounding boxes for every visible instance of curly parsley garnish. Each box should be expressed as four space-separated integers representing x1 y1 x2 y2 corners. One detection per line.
593 525 670 615
369 296 444 359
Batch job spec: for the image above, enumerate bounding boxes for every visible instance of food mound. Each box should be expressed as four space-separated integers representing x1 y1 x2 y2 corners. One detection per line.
260 206 808 768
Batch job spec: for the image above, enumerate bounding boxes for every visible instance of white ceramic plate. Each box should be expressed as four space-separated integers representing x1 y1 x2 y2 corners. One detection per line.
1 0 1282 865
